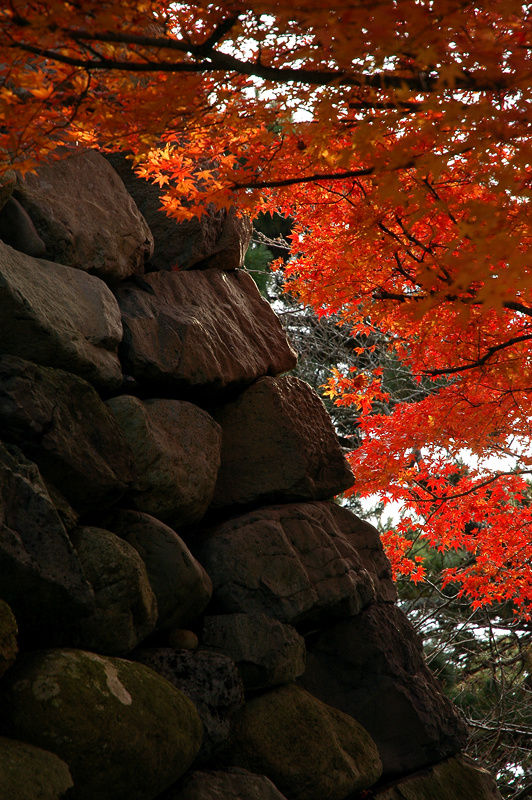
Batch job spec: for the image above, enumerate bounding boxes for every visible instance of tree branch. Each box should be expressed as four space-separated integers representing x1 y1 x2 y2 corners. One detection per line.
422 334 532 377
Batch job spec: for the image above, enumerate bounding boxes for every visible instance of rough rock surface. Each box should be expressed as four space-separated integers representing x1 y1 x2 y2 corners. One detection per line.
109 510 212 630
0 442 93 641
106 153 252 271
374 756 503 799
0 737 73 800
0 242 123 391
195 502 376 626
0 648 203 800
70 527 158 654
202 613 306 690
300 603 468 778
228 684 382 800
326 503 397 603
106 396 221 527
0 356 135 513
211 376 354 509
169 768 289 800
14 150 153 281
116 269 297 396
0 196 46 257
134 648 244 761
0 600 17 678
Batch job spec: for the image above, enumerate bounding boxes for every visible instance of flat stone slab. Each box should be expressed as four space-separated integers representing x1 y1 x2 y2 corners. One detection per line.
374 756 503 799
0 241 123 391
116 269 297 396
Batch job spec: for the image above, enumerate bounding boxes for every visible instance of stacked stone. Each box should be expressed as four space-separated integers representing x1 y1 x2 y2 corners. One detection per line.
0 150 501 800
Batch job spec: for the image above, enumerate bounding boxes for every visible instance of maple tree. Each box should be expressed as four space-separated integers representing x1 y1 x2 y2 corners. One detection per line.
1 1 531 615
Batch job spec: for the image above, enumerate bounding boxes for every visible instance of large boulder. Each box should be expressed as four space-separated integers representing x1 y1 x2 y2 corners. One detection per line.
134 648 244 761
14 150 153 281
194 502 376 627
108 510 212 631
374 756 503 799
0 242 123 391
0 737 73 800
201 613 306 690
299 603 468 778
0 600 17 678
0 442 93 642
0 356 135 514
0 648 203 800
211 376 354 510
116 269 297 396
70 527 158 654
227 684 382 800
105 153 252 271
106 397 221 527
169 768 289 800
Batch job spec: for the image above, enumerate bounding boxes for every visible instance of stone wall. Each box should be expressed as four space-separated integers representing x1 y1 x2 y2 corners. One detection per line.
0 150 502 800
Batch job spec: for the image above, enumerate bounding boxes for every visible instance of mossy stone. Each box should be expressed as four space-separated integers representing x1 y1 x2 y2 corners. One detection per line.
229 683 382 800
0 648 203 800
0 736 73 799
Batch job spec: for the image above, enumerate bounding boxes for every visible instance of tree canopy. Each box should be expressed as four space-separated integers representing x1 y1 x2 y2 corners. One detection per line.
1 1 531 615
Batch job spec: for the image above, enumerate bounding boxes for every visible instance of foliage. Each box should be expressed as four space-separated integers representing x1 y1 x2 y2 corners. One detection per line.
1 1 531 615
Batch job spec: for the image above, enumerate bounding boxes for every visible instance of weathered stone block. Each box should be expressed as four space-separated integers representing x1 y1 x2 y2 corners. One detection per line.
227 684 382 800
0 649 203 800
0 599 17 678
106 396 221 527
71 527 158 654
0 737 73 800
106 153 251 271
0 442 93 641
202 613 306 690
300 603 468 778
374 755 503 799
0 356 134 514
14 150 153 281
194 502 376 626
211 376 354 509
0 242 123 391
116 269 297 396
133 648 244 762
169 768 289 800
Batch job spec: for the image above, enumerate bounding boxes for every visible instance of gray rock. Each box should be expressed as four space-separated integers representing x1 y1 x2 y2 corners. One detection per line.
14 150 153 281
0 599 17 678
108 510 212 630
116 269 297 396
106 153 252 271
0 737 73 800
374 756 503 799
202 613 306 690
211 376 354 510
0 442 94 641
0 196 46 256
170 768 289 800
0 356 135 514
133 648 244 761
299 603 468 778
71 527 158 654
0 241 123 391
194 502 376 626
0 648 203 800
227 684 382 800
106 396 221 527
